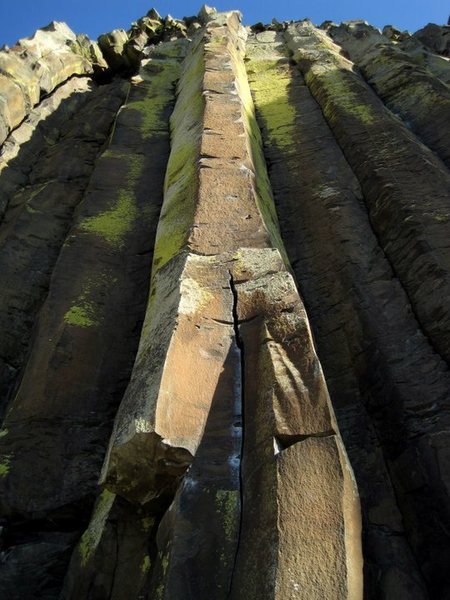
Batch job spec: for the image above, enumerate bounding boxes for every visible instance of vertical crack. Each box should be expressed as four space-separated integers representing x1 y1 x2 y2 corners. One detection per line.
227 270 244 598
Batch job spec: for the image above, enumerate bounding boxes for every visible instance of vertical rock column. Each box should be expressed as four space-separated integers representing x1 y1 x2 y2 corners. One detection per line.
286 22 450 367
245 29 445 598
101 11 362 600
0 38 186 600
228 249 363 600
285 21 450 595
328 22 450 168
0 79 127 417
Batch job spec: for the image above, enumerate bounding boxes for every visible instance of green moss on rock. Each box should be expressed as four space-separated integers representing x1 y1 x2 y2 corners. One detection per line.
0 453 12 478
78 489 115 567
246 58 296 150
80 154 143 248
216 489 239 541
316 68 376 125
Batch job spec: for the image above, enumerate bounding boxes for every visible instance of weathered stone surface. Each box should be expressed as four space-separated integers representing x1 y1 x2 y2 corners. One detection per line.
329 21 450 168
1 6 449 600
0 39 184 599
98 13 187 73
0 21 96 145
101 253 235 504
228 248 362 600
286 21 450 370
0 531 78 599
98 29 130 71
101 13 361 600
246 30 447 597
101 12 281 506
414 23 450 56
61 491 156 600
0 80 127 416
382 25 450 84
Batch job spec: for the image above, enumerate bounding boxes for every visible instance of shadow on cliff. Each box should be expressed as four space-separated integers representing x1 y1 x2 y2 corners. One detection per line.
0 78 103 417
0 78 174 600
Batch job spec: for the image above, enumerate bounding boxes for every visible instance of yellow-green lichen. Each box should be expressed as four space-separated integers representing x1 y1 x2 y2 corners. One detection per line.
127 95 170 137
246 59 297 151
314 68 376 125
216 489 239 541
232 45 289 264
127 58 180 138
63 272 115 328
80 189 138 246
78 489 115 567
80 154 143 248
64 302 98 328
0 453 13 477
154 550 170 599
141 555 151 574
0 429 9 439
151 39 205 273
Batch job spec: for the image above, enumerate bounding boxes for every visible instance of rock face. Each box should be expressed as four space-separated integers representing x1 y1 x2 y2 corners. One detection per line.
0 5 448 600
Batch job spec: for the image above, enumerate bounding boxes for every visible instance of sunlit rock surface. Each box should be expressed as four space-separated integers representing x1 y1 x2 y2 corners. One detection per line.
0 5 449 600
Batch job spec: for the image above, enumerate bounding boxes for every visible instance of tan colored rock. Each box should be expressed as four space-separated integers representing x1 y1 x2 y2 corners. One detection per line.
229 248 363 600
98 29 129 70
0 75 26 135
101 9 282 504
0 21 94 145
101 11 362 599
12 21 92 94
198 5 218 24
101 253 235 504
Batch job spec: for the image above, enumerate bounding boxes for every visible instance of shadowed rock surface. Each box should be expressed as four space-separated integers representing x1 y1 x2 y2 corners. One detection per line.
0 5 449 600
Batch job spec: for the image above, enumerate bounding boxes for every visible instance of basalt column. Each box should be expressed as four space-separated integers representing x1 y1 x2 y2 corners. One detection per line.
0 38 186 598
285 22 450 368
328 21 450 168
285 22 450 595
245 28 450 598
101 11 363 600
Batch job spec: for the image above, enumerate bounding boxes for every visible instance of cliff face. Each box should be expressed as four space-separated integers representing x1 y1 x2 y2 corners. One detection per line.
0 6 449 599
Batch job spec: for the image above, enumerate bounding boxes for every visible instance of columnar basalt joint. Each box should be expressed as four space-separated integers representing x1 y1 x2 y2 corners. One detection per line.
285 20 450 368
328 21 450 168
0 39 184 516
100 10 284 504
245 29 443 597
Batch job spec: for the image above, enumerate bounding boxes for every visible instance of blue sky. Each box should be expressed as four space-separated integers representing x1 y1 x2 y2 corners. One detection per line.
0 0 448 47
